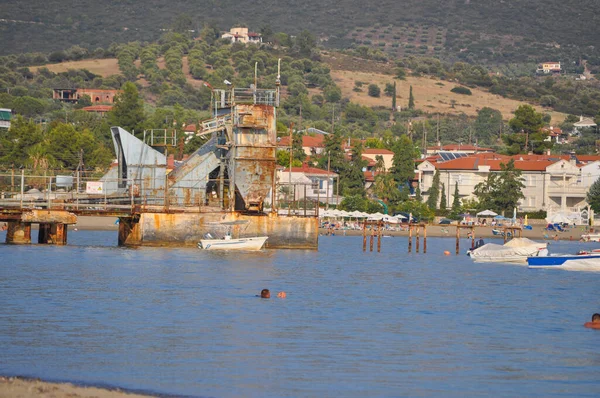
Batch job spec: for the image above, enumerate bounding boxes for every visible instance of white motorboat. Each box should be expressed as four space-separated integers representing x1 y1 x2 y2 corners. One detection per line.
198 235 268 250
197 220 268 250
468 237 548 263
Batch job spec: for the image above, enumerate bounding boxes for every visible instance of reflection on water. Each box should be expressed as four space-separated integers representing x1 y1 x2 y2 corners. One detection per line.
1 232 600 397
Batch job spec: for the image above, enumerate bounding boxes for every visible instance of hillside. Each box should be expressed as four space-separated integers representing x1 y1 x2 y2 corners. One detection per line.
321 53 567 123
31 55 567 124
2 0 600 69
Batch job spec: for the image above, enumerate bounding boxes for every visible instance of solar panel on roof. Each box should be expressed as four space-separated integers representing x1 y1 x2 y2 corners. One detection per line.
438 152 468 162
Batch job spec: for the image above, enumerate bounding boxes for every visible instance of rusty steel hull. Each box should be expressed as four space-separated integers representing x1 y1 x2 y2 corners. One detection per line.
118 212 318 249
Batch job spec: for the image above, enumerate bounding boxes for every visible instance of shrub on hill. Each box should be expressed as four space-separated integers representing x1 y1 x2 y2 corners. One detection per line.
450 86 472 95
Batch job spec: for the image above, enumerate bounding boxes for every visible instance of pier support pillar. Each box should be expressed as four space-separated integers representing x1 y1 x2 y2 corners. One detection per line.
6 221 31 244
37 223 68 245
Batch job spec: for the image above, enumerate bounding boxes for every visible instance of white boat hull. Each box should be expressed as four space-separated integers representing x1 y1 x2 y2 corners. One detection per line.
198 236 268 250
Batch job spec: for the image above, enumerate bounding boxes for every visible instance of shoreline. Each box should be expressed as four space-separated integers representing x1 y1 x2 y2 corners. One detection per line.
318 224 590 241
5 216 589 242
0 376 155 398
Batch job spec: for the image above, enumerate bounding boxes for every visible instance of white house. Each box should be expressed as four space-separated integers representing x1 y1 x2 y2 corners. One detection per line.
278 163 338 205
417 153 600 213
221 27 262 44
573 116 597 133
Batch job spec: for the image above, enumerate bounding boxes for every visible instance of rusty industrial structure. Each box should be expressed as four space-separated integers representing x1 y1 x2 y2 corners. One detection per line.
0 65 319 249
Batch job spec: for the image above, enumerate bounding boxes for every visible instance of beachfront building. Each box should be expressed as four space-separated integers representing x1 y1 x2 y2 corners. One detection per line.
277 163 339 205
417 152 600 213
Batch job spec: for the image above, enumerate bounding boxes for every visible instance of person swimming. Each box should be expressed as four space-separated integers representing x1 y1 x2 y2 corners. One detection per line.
584 313 600 329
260 289 270 298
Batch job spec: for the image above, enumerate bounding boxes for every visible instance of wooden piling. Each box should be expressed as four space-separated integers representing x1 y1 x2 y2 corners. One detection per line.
377 221 382 252
455 225 460 255
423 224 427 253
408 224 413 252
416 225 420 253
370 225 374 252
471 226 475 250
363 221 367 251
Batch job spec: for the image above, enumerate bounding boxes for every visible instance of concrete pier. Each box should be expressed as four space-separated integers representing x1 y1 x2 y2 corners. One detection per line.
118 212 318 249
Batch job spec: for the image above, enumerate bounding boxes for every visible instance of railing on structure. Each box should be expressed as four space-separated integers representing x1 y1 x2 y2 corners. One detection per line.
0 172 317 216
212 88 278 109
146 129 177 147
276 183 320 218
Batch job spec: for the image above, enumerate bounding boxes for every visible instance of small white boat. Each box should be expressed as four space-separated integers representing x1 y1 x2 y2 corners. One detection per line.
469 237 547 263
198 235 268 250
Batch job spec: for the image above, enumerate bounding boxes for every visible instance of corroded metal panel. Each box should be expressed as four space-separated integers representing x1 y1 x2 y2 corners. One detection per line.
120 212 318 249
21 210 77 224
231 104 277 211
5 221 31 244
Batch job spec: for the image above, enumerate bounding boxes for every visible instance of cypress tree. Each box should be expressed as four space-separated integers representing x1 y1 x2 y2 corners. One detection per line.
426 170 441 209
451 181 461 213
440 183 447 210
392 81 397 111
408 85 415 109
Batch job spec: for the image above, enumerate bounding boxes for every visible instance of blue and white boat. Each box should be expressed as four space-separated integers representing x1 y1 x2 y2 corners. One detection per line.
528 251 600 270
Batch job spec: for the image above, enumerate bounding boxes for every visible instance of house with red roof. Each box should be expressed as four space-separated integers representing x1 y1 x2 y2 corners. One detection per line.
362 148 394 171
417 152 600 212
278 134 326 157
221 27 262 44
277 163 340 205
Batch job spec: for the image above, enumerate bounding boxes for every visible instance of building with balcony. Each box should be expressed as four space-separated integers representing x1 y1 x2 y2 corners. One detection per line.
417 152 600 213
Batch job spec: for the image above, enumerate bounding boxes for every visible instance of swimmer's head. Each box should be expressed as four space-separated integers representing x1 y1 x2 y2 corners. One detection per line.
260 289 270 298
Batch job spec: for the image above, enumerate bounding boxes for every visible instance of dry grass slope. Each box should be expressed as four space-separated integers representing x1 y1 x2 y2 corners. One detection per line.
30 55 566 124
322 53 567 123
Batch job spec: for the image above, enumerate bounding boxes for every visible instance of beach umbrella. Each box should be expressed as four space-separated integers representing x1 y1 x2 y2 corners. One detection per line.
349 210 365 218
338 210 350 218
476 209 497 217
545 213 570 224
494 215 506 220
330 209 342 217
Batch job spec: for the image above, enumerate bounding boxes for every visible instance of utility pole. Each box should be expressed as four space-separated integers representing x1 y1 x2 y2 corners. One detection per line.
288 122 294 216
436 114 440 146
331 105 335 134
326 151 331 210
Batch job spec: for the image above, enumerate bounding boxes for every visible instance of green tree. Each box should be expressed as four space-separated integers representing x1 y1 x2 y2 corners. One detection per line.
373 173 400 204
439 183 447 210
395 66 406 80
505 104 547 154
474 107 502 145
426 170 440 209
473 159 525 215
391 135 416 199
368 84 381 97
392 81 397 111
107 82 146 136
587 177 600 213
0 116 44 167
451 181 461 215
408 85 415 109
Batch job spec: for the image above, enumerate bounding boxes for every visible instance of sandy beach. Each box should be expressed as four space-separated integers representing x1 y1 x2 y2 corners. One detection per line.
0 377 154 398
73 216 590 241
319 222 590 242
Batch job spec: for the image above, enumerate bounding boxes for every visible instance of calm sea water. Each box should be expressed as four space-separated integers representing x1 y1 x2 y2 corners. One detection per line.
1 231 600 398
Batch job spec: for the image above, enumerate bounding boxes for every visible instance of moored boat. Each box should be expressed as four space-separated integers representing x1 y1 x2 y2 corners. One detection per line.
198 235 268 250
468 237 547 263
528 254 600 270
